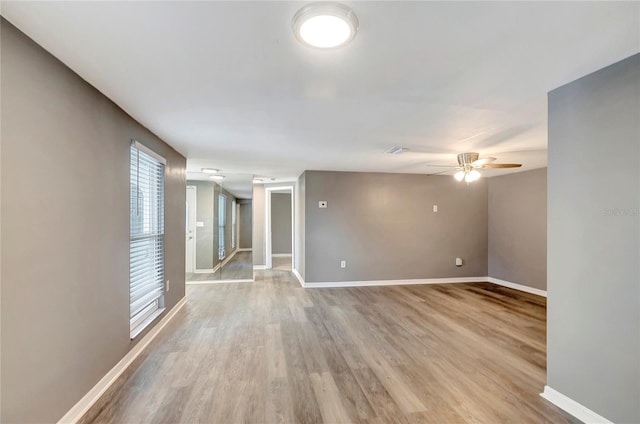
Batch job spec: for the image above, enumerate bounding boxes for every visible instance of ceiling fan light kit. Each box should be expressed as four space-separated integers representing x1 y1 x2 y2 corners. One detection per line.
452 152 522 183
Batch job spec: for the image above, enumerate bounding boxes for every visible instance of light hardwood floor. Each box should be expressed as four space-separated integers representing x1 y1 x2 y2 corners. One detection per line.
272 255 292 271
90 270 573 423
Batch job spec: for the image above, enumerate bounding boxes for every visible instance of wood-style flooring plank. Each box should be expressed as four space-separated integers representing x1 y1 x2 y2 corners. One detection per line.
87 272 572 424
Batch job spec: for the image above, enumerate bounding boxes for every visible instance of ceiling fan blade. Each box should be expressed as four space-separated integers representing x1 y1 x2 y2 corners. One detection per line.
426 169 458 176
480 163 522 169
471 157 496 167
425 164 459 168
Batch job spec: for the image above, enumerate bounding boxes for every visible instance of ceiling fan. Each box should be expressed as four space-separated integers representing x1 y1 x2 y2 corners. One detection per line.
431 152 522 183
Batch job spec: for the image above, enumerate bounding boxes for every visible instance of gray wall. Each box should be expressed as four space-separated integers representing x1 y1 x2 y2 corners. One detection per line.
271 193 292 254
488 168 547 290
239 200 252 249
295 172 306 278
1 19 186 424
252 184 266 266
304 171 488 283
187 180 215 270
547 53 639 423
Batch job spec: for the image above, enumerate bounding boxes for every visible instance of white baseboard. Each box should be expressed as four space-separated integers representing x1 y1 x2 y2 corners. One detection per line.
487 277 547 297
304 276 486 289
219 249 238 267
540 386 613 424
57 297 187 424
272 253 292 258
193 267 215 274
252 268 546 298
302 276 546 297
292 268 305 287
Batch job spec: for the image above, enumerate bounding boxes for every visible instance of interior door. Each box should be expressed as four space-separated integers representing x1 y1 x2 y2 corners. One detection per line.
185 186 196 273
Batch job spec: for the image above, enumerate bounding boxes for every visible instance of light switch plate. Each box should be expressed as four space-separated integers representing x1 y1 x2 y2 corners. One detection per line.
433 205 438 212
196 221 205 227
319 201 328 208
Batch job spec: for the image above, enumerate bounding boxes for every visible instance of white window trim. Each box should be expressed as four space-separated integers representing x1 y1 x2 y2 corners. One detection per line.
129 139 166 339
132 140 166 165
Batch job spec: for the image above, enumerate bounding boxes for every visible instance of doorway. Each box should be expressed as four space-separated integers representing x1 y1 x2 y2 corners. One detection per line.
265 186 294 271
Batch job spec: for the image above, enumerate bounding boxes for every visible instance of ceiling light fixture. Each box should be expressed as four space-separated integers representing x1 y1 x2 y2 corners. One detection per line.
210 175 225 180
455 169 481 183
385 146 409 155
253 178 264 184
292 2 359 49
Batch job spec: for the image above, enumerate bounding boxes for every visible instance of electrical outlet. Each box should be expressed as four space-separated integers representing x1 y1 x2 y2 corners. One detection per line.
340 260 346 268
166 280 170 292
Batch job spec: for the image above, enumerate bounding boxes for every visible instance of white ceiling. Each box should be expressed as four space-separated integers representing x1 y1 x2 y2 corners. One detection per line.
2 1 638 198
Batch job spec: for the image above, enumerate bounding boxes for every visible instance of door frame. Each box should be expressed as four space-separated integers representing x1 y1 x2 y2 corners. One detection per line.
264 186 295 270
186 185 197 273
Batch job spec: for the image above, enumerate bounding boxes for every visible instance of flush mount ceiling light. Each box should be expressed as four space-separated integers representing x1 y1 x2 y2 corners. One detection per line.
292 2 359 49
253 178 264 184
201 168 219 174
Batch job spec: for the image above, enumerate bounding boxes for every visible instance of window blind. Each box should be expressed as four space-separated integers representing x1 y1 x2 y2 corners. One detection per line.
130 141 165 337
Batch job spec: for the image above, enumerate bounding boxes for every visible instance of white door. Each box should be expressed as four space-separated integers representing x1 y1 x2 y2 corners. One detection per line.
185 186 197 273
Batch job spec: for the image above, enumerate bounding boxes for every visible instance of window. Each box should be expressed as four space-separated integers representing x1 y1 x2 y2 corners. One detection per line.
218 194 226 260
130 141 165 338
231 199 237 249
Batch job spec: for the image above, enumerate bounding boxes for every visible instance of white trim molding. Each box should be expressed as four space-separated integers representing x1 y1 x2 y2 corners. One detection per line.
288 273 547 297
253 265 267 270
131 139 166 165
487 277 547 297
193 266 216 274
541 386 613 424
57 297 187 424
304 276 486 289
237 248 252 252
219 249 238 268
292 268 305 287
272 253 292 258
